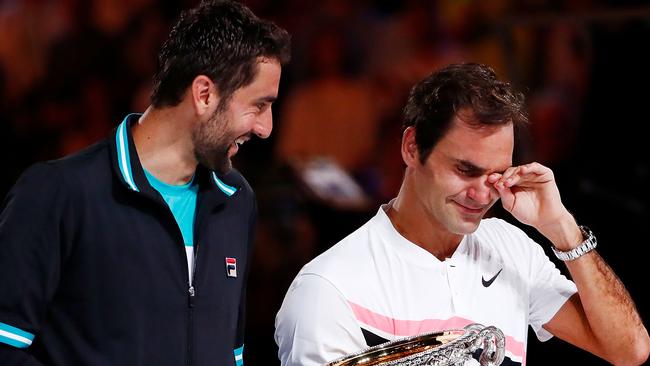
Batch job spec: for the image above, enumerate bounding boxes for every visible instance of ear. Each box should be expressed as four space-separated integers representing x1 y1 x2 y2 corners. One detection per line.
190 75 220 117
401 126 420 168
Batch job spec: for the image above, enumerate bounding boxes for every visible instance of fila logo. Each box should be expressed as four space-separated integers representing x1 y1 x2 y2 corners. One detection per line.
225 257 237 278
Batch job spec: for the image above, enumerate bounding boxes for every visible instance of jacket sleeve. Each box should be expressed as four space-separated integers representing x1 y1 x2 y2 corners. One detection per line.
0 163 72 365
233 196 257 366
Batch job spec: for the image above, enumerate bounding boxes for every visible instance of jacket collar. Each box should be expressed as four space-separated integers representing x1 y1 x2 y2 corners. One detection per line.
109 113 239 202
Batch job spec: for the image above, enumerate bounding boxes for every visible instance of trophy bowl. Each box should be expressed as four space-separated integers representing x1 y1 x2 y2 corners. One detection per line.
325 323 505 366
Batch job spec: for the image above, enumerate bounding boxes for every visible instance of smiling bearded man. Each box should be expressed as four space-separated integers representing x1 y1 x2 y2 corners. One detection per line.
0 1 290 366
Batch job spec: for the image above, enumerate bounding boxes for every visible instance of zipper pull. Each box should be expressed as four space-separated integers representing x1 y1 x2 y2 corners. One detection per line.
188 285 196 308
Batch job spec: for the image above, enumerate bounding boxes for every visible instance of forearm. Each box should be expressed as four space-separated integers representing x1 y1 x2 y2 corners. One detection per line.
496 162 650 364
537 213 649 365
565 251 649 365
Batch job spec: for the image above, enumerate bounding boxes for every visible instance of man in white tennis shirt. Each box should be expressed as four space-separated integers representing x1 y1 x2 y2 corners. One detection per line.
275 63 649 366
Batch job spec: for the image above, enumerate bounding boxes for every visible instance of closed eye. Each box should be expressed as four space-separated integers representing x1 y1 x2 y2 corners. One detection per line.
254 96 277 113
456 166 481 177
456 163 484 178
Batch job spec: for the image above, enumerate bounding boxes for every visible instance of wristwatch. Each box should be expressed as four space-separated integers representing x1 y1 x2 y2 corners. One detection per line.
551 225 598 261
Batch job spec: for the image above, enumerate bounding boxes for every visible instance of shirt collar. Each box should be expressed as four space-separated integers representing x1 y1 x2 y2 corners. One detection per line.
110 113 239 199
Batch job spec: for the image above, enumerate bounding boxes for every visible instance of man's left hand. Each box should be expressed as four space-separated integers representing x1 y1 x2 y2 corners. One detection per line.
487 162 579 248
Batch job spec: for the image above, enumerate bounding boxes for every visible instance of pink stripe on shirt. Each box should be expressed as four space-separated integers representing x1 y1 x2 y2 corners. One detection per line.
348 300 525 360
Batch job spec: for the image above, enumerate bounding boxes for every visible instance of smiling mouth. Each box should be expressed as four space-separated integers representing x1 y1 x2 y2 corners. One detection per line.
229 136 250 156
454 201 484 214
234 136 248 147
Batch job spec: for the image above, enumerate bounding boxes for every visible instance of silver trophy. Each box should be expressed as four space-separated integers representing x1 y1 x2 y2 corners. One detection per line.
325 323 505 366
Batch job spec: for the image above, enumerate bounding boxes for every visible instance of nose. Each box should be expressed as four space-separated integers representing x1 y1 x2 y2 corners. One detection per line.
467 177 497 205
253 110 273 139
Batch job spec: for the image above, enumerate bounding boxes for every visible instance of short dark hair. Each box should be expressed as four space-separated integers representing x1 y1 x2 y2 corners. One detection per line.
403 63 527 163
151 0 291 108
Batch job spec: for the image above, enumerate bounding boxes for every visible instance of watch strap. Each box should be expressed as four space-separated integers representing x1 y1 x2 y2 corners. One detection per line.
552 225 597 261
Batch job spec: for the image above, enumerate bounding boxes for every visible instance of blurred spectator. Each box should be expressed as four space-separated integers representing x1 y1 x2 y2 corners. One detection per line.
90 0 156 36
117 6 169 111
0 0 73 101
527 23 592 166
275 27 379 173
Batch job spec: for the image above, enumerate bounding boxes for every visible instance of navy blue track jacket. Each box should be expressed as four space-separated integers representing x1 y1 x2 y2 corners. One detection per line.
0 114 255 365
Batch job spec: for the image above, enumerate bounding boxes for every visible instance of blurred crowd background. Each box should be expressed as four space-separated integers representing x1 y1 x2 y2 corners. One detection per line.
1 0 648 364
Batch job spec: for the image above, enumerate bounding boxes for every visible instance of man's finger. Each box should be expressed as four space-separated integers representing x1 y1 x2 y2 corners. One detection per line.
495 180 515 212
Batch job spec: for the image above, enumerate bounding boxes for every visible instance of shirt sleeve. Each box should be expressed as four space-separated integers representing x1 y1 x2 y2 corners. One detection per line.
527 238 577 341
274 273 367 366
0 163 70 365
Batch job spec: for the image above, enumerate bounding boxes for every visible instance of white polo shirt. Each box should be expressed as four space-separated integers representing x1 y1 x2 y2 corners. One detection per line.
275 205 577 366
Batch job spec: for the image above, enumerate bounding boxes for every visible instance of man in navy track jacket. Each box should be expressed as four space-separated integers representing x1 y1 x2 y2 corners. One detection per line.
0 1 291 365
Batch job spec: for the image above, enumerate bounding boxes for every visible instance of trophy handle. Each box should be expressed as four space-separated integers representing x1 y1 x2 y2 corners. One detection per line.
477 326 505 366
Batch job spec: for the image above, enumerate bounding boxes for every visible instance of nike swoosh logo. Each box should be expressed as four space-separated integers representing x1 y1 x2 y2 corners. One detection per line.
482 268 503 287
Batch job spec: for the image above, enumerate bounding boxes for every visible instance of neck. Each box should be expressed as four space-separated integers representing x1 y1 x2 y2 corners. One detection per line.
132 105 197 185
387 184 463 261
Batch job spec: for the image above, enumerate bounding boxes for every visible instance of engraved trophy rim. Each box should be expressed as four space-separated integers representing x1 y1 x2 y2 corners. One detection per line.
324 323 504 366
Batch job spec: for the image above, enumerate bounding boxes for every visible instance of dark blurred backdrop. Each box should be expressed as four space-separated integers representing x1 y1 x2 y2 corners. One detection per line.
1 0 648 365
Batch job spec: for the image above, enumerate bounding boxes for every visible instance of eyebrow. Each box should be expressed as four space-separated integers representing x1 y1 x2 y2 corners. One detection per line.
256 95 277 104
455 159 509 175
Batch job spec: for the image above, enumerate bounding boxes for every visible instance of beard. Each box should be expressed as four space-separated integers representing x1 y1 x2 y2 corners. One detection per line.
192 106 234 174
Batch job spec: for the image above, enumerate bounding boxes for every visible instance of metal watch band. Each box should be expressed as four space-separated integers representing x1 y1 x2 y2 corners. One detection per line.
551 225 597 261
